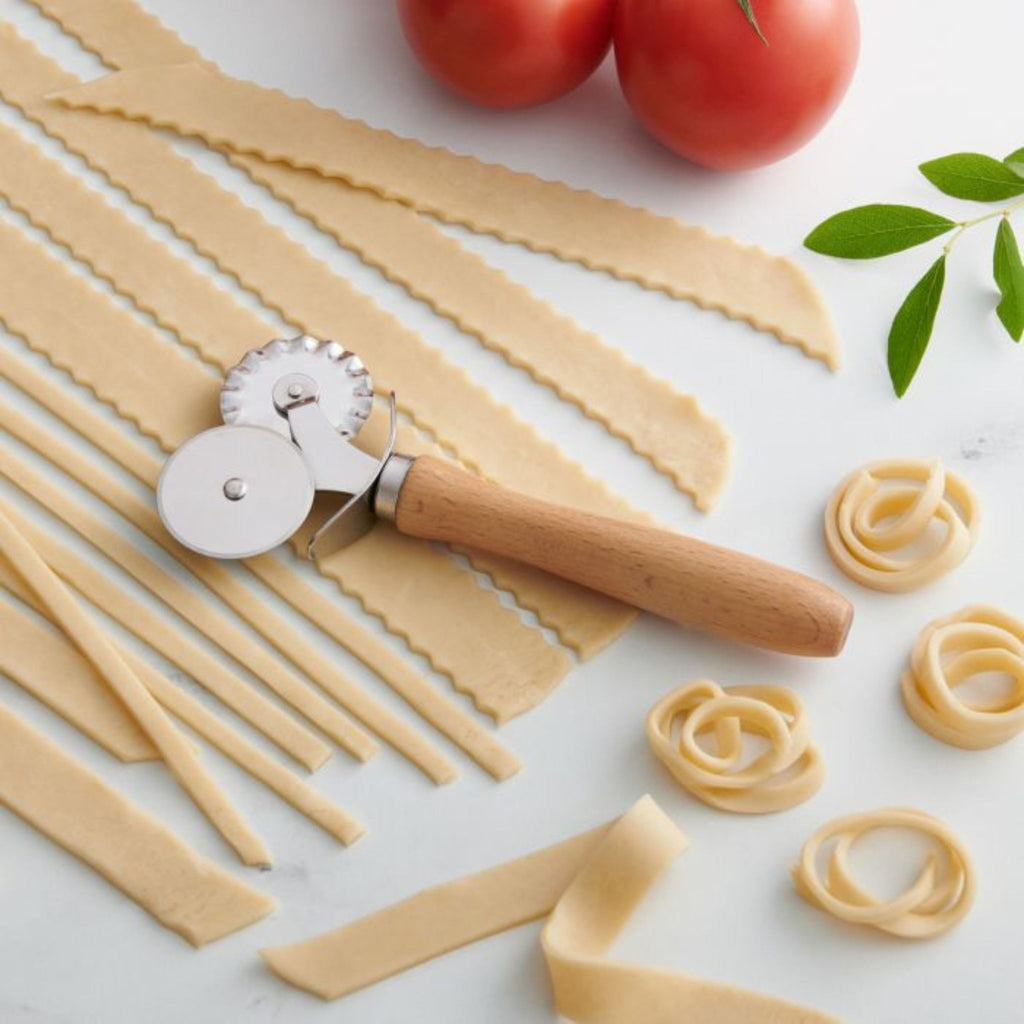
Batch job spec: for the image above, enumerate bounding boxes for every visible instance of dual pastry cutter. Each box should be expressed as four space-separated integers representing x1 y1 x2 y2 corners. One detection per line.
158 336 853 657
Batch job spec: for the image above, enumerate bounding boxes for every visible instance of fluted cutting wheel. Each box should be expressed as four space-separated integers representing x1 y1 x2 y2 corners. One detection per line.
219 335 374 439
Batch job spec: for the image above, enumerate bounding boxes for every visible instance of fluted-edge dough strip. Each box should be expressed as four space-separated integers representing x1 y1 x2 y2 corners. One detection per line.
238 157 732 508
1 568 364 846
0 423 377 763
0 593 157 762
0 502 272 868
0 700 275 945
0 346 520 779
0 27 634 663
0 497 330 772
3 397 458 786
47 61 840 368
27 0 732 504
0 122 564 724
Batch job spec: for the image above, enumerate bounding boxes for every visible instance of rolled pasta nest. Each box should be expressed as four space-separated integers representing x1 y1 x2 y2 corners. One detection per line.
645 679 824 813
901 605 1024 749
824 458 979 592
792 808 975 939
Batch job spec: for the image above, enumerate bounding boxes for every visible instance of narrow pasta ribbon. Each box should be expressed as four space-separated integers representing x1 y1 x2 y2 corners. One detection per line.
262 795 837 1021
47 59 840 367
901 605 1024 749
0 700 275 946
824 459 979 592
646 680 824 813
792 808 975 940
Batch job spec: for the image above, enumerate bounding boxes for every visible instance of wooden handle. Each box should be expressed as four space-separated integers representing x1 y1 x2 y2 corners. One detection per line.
393 456 852 657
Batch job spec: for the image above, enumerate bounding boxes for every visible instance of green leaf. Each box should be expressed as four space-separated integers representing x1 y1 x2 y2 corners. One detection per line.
919 152 1024 201
888 255 946 397
735 0 768 45
1004 147 1024 178
993 217 1024 341
804 205 956 259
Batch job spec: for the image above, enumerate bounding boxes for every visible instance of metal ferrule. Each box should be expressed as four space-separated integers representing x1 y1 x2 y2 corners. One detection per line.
373 453 415 523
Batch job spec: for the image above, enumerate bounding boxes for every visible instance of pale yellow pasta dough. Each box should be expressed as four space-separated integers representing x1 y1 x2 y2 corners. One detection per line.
0 502 270 867
0 700 275 945
0 594 156 762
49 59 839 367
646 679 824 813
262 796 836 1020
3 393 458 785
2 573 363 846
0 345 520 779
792 808 975 939
901 605 1024 749
824 458 979 592
27 0 733 508
0 26 629 690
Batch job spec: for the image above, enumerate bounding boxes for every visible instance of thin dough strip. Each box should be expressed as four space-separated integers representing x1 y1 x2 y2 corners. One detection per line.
0 594 157 763
0 25 633 671
0 499 331 773
24 0 732 507
645 679 824 813
48 60 839 367
1 573 363 845
262 795 836 1021
0 700 275 945
0 429 377 763
3 399 457 785
0 348 521 777
0 502 271 867
901 605 1024 749
792 808 975 940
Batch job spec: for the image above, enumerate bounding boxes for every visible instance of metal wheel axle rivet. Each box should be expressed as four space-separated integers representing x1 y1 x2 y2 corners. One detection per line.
223 477 248 501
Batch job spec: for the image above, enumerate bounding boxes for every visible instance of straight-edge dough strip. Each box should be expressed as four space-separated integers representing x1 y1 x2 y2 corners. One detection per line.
0 348 521 777
233 156 732 509
0 54 587 716
3 398 457 786
0 502 272 867
26 0 732 508
0 495 331 773
261 795 837 1022
0 595 157 763
0 571 364 846
0 118 581 704
47 62 840 368
0 700 275 946
0 430 378 763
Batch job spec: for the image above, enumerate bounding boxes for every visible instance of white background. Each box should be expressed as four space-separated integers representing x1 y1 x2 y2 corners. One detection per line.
0 1 1022 1022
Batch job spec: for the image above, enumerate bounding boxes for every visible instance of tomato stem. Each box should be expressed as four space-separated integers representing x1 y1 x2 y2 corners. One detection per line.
736 0 769 46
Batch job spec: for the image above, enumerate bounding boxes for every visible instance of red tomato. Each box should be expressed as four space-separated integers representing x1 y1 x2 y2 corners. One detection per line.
397 0 616 109
614 0 860 170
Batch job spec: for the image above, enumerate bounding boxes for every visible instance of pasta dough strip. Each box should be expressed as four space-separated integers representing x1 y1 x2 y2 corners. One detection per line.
1 570 364 846
0 699 275 945
0 348 521 778
0 24 637 661
0 595 157 763
262 795 836 1022
47 59 839 367
0 428 377 763
0 503 271 867
0 83 578 719
0 501 331 773
3 399 457 785
22 1 734 508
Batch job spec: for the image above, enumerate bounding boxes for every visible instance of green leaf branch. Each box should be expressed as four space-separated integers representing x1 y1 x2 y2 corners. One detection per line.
805 147 1024 396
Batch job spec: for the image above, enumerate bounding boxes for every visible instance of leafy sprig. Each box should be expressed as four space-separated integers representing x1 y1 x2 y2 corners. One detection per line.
805 147 1024 396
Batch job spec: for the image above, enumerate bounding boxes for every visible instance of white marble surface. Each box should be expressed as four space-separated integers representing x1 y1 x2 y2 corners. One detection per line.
0 1 1022 1021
